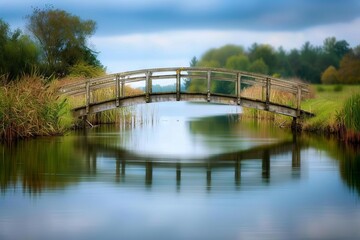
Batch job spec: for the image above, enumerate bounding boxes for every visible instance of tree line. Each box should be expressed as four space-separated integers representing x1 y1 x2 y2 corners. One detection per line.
189 38 360 85
0 6 104 83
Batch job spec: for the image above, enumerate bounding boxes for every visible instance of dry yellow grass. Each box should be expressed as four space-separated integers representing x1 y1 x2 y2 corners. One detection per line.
0 76 73 142
240 85 298 125
56 77 144 124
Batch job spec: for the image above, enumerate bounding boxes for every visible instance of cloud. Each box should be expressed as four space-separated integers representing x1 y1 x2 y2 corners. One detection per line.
1 0 359 73
1 0 360 35
87 0 360 35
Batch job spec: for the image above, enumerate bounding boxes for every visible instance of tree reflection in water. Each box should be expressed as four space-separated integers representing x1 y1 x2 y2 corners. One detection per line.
0 119 359 196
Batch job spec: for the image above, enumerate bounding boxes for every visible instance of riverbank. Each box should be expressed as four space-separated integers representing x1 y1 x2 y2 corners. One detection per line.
0 76 143 143
301 84 360 143
1 75 359 144
240 84 360 143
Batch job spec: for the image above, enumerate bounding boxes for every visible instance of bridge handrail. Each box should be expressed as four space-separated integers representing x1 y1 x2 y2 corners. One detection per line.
59 67 309 94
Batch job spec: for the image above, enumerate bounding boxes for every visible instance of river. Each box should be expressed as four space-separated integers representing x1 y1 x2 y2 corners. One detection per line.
1 102 360 240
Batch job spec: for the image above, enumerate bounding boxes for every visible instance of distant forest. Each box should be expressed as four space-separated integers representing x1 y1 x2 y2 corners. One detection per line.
190 38 360 84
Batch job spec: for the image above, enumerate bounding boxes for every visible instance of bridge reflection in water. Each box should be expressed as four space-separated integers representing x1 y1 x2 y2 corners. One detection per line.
82 137 301 191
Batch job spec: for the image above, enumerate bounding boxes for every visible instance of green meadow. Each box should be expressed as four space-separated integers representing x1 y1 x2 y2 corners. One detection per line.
302 85 360 132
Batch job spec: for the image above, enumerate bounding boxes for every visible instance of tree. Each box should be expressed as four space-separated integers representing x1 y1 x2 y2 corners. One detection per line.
248 44 277 74
299 42 323 83
27 7 102 76
183 56 198 90
337 51 360 84
189 56 198 67
353 45 360 58
321 66 339 84
200 44 244 67
225 54 250 71
323 37 350 68
248 58 269 75
273 47 290 78
0 19 40 82
188 60 219 93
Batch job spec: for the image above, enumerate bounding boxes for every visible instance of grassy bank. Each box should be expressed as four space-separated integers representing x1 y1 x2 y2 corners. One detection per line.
0 75 147 143
301 85 360 133
0 76 74 142
240 83 360 142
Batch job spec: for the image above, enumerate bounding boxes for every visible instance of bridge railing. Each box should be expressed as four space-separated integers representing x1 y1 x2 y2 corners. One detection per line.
59 67 310 117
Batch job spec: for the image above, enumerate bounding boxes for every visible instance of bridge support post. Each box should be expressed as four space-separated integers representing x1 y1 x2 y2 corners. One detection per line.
145 71 152 103
207 71 211 102
236 73 241 105
291 117 302 132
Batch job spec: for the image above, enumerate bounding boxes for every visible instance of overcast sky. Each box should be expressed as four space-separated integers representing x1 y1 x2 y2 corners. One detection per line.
1 0 360 73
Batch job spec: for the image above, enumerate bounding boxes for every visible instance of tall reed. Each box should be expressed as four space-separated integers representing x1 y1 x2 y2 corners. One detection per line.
343 93 360 132
0 76 73 142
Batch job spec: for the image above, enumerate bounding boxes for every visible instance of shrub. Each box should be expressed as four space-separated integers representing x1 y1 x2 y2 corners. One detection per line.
321 66 339 84
333 85 343 92
68 62 106 78
317 86 325 92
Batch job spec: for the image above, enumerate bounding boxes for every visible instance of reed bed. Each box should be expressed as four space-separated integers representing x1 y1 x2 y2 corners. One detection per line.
88 85 145 124
56 77 146 125
337 93 360 143
343 93 360 132
240 84 300 126
0 76 73 142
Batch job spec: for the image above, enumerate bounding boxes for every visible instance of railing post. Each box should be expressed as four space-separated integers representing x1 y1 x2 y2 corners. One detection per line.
146 71 152 103
297 85 301 116
236 73 241 105
207 71 211 102
265 77 270 110
115 74 120 107
86 81 90 114
176 69 181 101
120 76 125 97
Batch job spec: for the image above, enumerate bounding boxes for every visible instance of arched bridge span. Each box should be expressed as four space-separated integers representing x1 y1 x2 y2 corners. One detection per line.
59 67 314 118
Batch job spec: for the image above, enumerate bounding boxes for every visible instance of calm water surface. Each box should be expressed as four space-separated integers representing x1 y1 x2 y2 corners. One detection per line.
1 102 360 240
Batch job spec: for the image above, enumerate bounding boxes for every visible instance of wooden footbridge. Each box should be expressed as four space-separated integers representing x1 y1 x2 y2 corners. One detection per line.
59 67 313 119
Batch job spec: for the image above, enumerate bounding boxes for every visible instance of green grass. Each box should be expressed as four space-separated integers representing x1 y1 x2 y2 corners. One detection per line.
302 84 360 131
343 93 360 132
